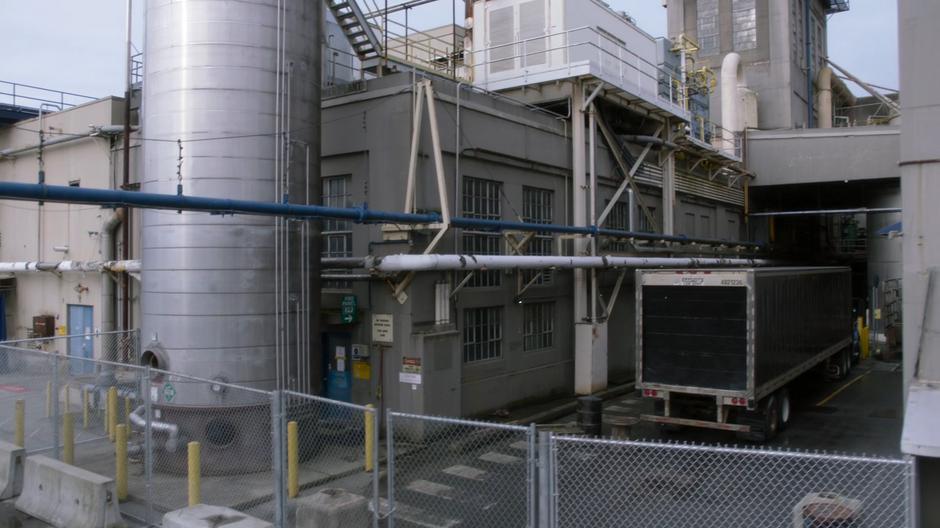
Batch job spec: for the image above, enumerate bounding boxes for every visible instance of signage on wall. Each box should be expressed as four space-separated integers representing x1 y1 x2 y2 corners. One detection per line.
399 356 422 385
341 295 358 324
372 313 393 344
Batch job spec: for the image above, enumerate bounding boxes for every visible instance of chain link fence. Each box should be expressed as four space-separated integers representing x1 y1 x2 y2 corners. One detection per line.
386 412 536 528
550 435 914 528
0 334 918 527
282 391 379 527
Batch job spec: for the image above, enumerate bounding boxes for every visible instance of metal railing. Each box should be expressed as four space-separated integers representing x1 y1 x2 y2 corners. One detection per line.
0 333 916 527
0 80 96 111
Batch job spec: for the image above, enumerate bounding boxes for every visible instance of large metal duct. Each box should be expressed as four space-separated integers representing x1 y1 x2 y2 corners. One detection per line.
141 0 318 468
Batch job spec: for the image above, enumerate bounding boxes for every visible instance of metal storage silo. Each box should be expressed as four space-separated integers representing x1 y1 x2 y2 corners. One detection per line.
140 0 320 472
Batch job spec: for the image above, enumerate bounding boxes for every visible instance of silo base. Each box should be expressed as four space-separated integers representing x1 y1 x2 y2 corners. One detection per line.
153 404 271 476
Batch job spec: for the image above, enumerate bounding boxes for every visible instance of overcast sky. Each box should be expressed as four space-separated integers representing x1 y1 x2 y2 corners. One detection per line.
1 0 896 100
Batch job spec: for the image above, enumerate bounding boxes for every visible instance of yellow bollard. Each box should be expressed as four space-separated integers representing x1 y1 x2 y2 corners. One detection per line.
858 317 870 360
124 396 131 430
64 385 70 411
115 424 128 500
288 421 298 498
364 404 375 472
14 400 24 448
82 388 89 430
107 387 118 442
45 381 52 419
188 441 201 507
63 412 74 465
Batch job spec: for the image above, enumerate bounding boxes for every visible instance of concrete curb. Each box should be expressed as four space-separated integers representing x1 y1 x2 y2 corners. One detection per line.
508 381 636 426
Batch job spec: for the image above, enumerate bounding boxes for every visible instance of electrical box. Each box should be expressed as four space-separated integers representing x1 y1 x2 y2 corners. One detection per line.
32 315 56 338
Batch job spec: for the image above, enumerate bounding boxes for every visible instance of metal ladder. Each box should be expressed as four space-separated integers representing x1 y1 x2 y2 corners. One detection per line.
326 0 383 64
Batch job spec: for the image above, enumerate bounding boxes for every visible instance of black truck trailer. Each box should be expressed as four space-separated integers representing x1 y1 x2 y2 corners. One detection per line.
636 267 852 441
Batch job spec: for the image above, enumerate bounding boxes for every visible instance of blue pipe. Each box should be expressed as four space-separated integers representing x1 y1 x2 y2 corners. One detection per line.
0 182 762 248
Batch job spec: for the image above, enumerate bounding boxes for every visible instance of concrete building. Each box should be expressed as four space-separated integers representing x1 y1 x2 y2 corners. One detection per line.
0 97 137 349
666 0 850 130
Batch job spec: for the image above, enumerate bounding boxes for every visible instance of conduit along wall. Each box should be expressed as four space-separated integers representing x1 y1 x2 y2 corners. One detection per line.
139 0 320 474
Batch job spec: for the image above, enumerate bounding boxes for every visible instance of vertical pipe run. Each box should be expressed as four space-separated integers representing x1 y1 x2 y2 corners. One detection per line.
121 0 132 333
108 386 118 442
288 420 298 498
45 382 51 418
63 413 74 465
588 103 597 323
364 404 375 472
188 441 201 506
14 399 24 448
116 424 128 500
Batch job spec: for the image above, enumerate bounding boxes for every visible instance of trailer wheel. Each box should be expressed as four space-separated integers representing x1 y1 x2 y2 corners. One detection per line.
737 395 779 443
777 388 791 431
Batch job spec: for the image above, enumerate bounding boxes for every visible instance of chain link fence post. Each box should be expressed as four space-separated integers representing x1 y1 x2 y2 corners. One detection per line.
143 365 154 525
527 423 537 528
538 430 552 528
271 390 286 528
51 353 60 460
386 410 396 528
372 406 380 528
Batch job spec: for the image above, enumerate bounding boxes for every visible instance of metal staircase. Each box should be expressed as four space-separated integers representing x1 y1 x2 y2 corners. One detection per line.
326 0 383 64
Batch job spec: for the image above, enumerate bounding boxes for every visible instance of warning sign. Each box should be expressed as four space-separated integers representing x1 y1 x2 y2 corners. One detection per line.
400 357 422 385
372 314 394 343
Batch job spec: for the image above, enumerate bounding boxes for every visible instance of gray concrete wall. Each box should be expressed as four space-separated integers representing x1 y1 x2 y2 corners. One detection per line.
747 126 900 186
670 0 830 130
321 74 745 416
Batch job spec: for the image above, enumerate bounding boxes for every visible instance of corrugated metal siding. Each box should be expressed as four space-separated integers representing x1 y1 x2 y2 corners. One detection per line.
632 163 745 206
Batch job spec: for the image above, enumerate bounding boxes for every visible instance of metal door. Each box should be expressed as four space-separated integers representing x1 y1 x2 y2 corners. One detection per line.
323 332 352 402
67 305 94 375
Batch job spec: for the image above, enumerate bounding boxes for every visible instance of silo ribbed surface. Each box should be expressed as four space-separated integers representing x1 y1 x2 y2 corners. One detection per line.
141 0 316 403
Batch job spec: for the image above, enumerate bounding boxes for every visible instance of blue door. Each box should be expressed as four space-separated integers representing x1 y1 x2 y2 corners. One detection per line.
67 305 94 375
323 332 352 402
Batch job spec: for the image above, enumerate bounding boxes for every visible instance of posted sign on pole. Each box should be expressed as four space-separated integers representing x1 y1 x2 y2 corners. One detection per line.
372 313 393 344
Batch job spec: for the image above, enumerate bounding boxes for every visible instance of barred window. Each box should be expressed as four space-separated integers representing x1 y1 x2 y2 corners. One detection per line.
732 0 758 51
463 177 502 288
522 186 553 284
697 0 720 56
523 302 554 351
464 306 503 363
637 206 657 234
605 200 631 252
323 176 352 289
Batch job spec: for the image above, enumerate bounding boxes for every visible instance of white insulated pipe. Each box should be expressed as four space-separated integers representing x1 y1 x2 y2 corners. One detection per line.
0 260 141 273
368 254 772 272
721 52 744 156
817 66 833 129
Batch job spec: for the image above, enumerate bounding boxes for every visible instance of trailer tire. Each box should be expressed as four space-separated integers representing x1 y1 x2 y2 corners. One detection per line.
737 395 780 443
777 388 791 431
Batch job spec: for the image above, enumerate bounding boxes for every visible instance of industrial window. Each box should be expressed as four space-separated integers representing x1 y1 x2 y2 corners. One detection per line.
696 0 720 56
605 200 632 252
523 302 554 352
522 186 553 284
462 177 502 288
636 205 658 234
322 176 352 289
732 0 758 51
463 306 502 363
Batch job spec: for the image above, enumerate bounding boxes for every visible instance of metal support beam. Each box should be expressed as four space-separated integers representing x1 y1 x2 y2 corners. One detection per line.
597 124 663 227
594 111 660 233
662 119 676 235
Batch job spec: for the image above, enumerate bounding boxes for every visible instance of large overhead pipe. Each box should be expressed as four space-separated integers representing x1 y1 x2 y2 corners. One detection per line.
817 66 833 129
0 181 764 249
366 254 774 272
720 52 744 156
0 260 140 273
